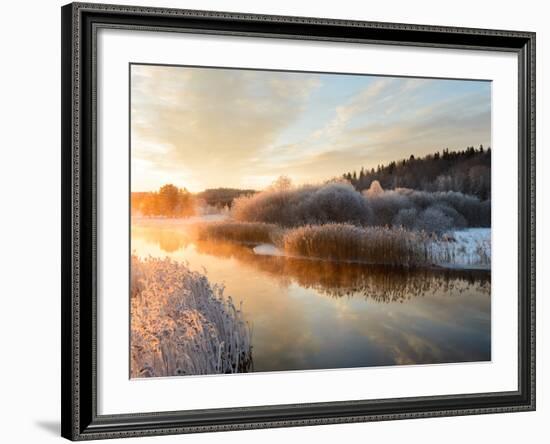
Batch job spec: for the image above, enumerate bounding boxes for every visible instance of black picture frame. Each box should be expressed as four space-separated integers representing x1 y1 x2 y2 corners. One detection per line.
61 2 536 440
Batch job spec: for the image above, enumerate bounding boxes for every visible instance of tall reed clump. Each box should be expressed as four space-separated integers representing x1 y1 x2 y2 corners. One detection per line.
130 255 252 378
279 224 430 267
194 221 281 244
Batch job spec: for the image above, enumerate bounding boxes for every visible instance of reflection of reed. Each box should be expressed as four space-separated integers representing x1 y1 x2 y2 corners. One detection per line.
192 239 491 302
132 224 490 303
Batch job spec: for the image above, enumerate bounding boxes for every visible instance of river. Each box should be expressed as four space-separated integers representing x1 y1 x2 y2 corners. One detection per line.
131 219 491 373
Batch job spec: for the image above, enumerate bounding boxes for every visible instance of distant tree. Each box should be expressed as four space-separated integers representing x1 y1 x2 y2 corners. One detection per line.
271 176 293 191
341 145 491 199
158 184 180 217
132 184 196 218
364 180 384 198
196 188 256 208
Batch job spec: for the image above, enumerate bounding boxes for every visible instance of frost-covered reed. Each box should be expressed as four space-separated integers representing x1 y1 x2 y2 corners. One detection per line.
278 224 491 269
279 224 430 267
131 255 252 378
194 221 281 244
425 229 491 269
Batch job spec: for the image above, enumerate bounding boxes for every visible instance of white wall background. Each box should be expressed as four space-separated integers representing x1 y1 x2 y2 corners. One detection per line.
0 0 546 443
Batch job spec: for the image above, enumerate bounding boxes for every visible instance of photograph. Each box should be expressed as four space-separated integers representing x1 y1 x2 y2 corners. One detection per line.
129 64 492 378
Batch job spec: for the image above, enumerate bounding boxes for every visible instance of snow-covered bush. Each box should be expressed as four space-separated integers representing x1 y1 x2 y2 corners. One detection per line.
366 189 414 226
392 208 418 229
426 228 491 269
231 178 490 233
414 206 455 234
232 182 372 227
365 183 490 230
131 256 252 378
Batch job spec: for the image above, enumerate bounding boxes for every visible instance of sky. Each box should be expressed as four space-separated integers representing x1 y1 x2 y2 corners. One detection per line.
131 64 491 192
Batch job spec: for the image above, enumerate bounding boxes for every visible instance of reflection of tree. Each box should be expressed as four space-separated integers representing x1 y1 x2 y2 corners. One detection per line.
192 239 491 303
132 225 192 253
131 184 195 217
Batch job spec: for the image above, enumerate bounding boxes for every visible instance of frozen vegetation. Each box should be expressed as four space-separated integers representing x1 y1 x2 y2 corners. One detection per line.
426 228 491 270
132 173 492 277
232 180 490 231
130 255 252 378
129 148 492 376
252 227 490 270
189 178 492 269
195 221 281 245
280 224 428 267
232 181 372 227
342 145 491 200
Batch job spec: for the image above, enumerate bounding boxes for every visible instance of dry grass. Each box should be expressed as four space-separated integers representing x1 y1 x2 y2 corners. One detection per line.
194 221 281 244
130 255 252 378
279 224 430 267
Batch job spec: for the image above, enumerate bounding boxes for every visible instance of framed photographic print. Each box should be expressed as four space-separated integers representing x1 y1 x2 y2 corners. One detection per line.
61 2 536 440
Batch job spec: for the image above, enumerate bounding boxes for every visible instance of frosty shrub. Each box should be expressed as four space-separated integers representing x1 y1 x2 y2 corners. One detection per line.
411 204 467 234
194 221 281 244
279 223 430 267
392 208 418 229
414 206 455 234
364 181 490 230
232 179 489 233
232 182 372 227
366 184 414 227
131 256 252 377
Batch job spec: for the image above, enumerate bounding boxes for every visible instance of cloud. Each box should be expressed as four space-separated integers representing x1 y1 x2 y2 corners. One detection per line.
131 66 491 191
314 78 430 140
338 89 490 163
262 77 490 181
131 65 320 190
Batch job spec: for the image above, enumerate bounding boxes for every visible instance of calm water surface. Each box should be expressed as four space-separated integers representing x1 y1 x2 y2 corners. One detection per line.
132 220 491 372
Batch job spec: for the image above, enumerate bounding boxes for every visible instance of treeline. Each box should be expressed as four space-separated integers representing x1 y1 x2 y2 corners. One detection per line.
132 185 257 217
132 184 195 217
342 145 491 200
196 188 256 209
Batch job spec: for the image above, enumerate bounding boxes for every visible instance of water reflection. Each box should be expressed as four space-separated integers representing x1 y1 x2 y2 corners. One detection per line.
131 221 491 372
